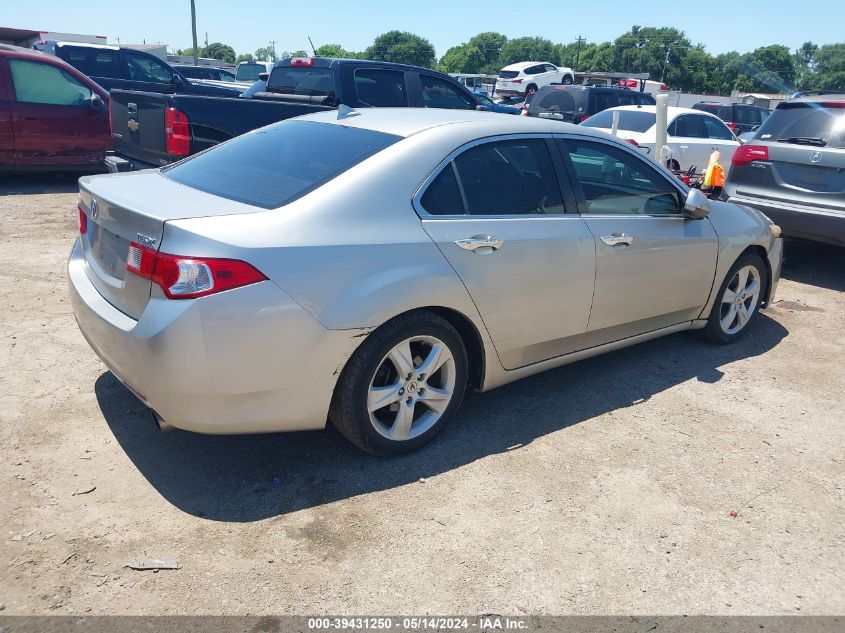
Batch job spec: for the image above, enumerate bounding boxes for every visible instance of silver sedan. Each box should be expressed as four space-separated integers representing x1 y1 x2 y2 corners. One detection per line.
69 108 783 455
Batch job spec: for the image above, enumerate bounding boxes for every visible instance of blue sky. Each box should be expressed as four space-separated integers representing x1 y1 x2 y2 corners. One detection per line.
7 0 843 57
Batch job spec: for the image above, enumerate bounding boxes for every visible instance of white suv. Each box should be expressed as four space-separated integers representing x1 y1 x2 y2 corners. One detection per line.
495 61 574 98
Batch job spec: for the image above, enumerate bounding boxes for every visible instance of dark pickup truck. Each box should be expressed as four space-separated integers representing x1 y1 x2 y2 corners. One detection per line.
107 57 509 172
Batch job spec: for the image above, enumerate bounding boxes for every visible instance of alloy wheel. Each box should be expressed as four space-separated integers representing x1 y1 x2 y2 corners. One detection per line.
719 265 761 335
367 335 456 441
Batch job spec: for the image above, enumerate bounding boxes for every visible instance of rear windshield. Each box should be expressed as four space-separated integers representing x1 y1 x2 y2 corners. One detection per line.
163 120 401 209
755 101 845 148
581 109 656 132
498 70 519 79
267 66 336 96
236 63 266 82
530 89 580 113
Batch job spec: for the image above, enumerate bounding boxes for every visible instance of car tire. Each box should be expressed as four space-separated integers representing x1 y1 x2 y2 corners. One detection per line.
703 252 767 344
525 84 538 98
329 311 468 456
562 75 573 85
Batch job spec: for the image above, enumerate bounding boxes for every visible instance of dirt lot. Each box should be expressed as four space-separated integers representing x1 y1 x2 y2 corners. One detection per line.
1 173 843 616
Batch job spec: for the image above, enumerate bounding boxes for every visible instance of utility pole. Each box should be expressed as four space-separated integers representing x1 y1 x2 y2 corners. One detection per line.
190 0 198 65
661 45 672 82
204 32 209 48
574 36 585 71
269 40 277 62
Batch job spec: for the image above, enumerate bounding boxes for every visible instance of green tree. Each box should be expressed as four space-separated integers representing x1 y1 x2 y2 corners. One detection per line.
365 31 436 68
498 36 556 67
467 32 508 73
236 53 254 64
254 46 276 62
736 45 796 92
438 44 484 74
315 43 348 57
204 42 236 64
813 43 845 90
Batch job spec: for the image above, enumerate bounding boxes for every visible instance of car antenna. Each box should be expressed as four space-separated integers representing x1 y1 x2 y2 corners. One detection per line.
337 104 361 119
308 36 317 56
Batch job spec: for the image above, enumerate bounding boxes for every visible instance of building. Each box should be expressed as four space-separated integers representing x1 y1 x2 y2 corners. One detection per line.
0 27 107 48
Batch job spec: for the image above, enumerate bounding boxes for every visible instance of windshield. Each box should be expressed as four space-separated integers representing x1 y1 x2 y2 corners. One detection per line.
236 63 267 82
267 66 336 97
755 101 845 148
582 110 657 132
163 120 401 209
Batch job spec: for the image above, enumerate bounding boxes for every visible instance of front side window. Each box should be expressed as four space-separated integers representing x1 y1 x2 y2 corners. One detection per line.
563 139 682 215
9 59 92 106
123 50 173 83
164 120 401 209
420 75 475 110
704 116 735 140
354 68 408 107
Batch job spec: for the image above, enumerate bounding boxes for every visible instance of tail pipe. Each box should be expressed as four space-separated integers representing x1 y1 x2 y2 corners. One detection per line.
151 410 174 433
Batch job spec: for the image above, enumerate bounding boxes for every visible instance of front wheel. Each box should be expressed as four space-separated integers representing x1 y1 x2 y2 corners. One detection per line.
561 75 573 85
329 311 468 455
703 252 767 344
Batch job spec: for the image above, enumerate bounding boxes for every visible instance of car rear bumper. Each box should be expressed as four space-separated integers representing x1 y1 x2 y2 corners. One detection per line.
105 152 160 173
68 238 359 434
726 194 845 247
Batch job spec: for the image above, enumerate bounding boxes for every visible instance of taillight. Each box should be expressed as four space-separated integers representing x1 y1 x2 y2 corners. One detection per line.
290 57 314 66
574 114 587 124
726 121 738 132
126 242 267 299
108 95 113 139
626 138 640 147
732 144 769 166
512 78 523 84
660 84 668 91
164 107 190 156
78 205 87 234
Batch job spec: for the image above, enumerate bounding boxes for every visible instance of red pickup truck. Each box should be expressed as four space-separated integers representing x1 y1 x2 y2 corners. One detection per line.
0 44 112 171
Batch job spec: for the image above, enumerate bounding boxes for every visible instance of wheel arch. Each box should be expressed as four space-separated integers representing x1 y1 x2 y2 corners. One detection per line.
742 244 773 307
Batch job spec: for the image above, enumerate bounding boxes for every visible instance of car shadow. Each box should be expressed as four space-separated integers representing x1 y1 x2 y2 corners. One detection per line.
781 238 845 293
0 172 95 196
96 313 788 523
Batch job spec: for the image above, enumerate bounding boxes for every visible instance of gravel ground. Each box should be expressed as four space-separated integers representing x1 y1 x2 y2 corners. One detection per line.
1 173 843 616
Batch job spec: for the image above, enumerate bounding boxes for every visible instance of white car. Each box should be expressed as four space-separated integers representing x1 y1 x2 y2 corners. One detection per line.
581 105 741 173
495 61 574 98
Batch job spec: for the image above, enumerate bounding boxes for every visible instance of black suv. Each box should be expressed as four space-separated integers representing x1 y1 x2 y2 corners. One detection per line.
34 41 241 96
692 101 770 135
722 95 845 246
526 85 655 123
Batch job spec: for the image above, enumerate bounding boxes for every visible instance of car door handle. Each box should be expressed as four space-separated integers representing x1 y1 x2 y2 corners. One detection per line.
600 233 634 246
454 235 504 252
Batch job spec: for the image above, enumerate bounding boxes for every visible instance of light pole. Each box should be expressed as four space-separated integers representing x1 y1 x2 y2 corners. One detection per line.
190 0 199 65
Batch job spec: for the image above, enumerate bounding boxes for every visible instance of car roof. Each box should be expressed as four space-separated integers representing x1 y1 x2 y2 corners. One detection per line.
297 107 606 138
54 41 120 51
0 43 55 59
606 105 716 118
501 61 552 70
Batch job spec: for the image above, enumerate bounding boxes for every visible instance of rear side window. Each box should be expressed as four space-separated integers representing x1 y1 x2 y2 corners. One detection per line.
163 120 401 209
421 164 463 215
594 91 619 112
669 114 707 138
454 139 565 215
756 102 845 148
354 68 408 107
267 66 335 96
582 110 656 133
8 59 92 106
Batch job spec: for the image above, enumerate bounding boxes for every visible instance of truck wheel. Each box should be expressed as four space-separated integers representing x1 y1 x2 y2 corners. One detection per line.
525 84 538 98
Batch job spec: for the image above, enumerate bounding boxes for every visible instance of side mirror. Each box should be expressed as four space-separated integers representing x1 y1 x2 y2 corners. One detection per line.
90 94 105 110
171 73 183 86
684 188 710 219
258 72 269 81
475 104 489 111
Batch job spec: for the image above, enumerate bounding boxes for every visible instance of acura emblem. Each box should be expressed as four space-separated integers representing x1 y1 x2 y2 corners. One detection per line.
810 152 822 164
90 199 99 219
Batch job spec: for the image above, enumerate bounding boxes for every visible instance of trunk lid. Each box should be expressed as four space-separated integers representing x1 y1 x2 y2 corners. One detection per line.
735 143 845 208
110 89 173 167
78 171 259 319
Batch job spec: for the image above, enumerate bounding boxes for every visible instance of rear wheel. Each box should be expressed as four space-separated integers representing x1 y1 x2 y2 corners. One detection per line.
562 75 573 85
703 252 767 344
329 311 468 455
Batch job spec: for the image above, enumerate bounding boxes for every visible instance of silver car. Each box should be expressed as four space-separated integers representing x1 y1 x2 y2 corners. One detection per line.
69 108 783 455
